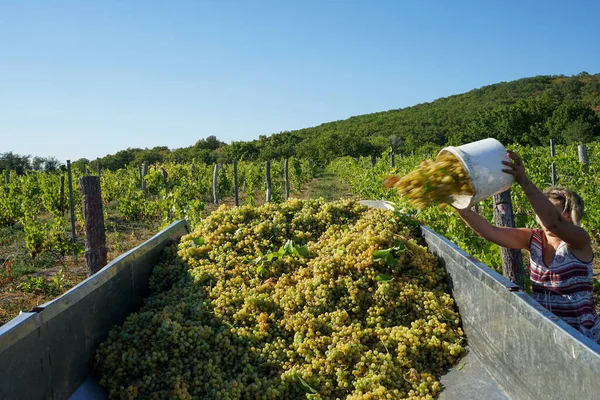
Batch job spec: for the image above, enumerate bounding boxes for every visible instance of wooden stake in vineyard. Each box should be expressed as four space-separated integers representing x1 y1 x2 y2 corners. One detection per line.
67 160 77 244
161 167 168 188
265 160 272 203
4 169 9 184
578 144 589 165
213 164 219 204
79 176 107 276
284 158 290 200
138 165 143 191
493 190 524 289
550 139 557 186
142 161 149 192
233 160 239 206
59 175 65 215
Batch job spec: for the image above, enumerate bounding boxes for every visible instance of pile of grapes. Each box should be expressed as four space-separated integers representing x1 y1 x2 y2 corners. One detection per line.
384 152 474 209
96 199 464 399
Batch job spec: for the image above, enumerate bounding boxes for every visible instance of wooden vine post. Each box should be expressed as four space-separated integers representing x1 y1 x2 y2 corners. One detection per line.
138 166 143 190
78 176 107 276
550 139 557 186
141 161 149 192
4 169 9 184
59 175 65 215
284 158 290 200
265 160 272 203
233 160 239 206
493 190 524 289
578 144 589 165
213 164 219 204
96 160 101 177
161 167 168 188
370 154 376 168
391 152 395 168
66 160 77 244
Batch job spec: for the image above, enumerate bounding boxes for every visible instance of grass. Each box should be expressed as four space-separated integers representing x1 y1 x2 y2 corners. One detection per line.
298 171 357 201
0 206 159 326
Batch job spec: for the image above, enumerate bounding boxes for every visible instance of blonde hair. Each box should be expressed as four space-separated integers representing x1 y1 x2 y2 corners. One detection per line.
544 187 584 226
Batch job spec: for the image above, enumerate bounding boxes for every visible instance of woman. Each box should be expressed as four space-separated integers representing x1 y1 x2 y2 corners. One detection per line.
454 150 600 344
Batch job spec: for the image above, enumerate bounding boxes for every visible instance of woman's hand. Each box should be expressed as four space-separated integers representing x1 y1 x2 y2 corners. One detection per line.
502 150 528 186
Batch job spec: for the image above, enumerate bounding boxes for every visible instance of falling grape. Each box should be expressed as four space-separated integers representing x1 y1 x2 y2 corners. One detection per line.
384 152 474 209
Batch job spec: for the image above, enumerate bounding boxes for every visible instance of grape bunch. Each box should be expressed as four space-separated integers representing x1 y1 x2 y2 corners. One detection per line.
384 152 474 209
95 199 465 399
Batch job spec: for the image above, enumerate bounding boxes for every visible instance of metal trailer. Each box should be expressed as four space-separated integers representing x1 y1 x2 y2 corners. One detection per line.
1 218 600 400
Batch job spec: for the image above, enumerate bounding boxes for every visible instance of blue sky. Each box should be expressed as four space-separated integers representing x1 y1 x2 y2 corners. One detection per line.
1 0 599 163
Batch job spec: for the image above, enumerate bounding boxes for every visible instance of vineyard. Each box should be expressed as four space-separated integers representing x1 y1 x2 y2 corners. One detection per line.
3 140 600 398
0 158 315 324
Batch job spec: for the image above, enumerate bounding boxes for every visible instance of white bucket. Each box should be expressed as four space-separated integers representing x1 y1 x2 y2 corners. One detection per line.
438 138 513 209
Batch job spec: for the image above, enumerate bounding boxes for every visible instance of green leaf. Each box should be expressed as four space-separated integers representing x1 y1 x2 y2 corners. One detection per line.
266 251 282 262
373 249 391 259
251 256 262 265
256 264 265 276
191 237 205 247
294 245 309 258
297 376 317 394
376 274 393 282
386 253 397 267
283 240 294 254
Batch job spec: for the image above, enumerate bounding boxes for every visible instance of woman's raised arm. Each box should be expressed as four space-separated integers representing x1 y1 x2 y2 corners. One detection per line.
454 207 532 250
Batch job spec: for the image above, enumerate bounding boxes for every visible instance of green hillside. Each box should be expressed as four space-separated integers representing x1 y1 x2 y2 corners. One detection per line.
268 72 600 164
3 73 600 173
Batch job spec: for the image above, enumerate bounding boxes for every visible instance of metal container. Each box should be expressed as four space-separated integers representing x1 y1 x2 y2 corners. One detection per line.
2 211 600 400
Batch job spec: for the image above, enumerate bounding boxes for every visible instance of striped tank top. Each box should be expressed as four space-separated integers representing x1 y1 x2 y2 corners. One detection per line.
529 229 600 344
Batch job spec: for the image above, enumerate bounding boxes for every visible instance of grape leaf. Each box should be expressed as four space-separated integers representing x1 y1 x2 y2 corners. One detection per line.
191 237 205 247
297 376 317 394
283 240 295 254
293 245 308 258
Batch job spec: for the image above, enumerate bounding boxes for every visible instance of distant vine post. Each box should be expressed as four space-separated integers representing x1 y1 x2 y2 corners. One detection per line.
161 167 168 188
142 161 149 192
550 139 555 157
4 169 9 184
578 144 589 165
370 155 376 168
78 176 107 276
284 158 290 200
213 164 219 204
551 162 557 186
59 175 65 215
96 160 101 177
67 160 77 244
265 160 272 203
493 190 524 289
138 165 143 190
233 160 239 206
391 152 395 168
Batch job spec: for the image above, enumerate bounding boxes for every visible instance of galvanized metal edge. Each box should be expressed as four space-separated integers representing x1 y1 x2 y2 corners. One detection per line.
0 219 189 354
420 225 520 291
421 223 600 400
